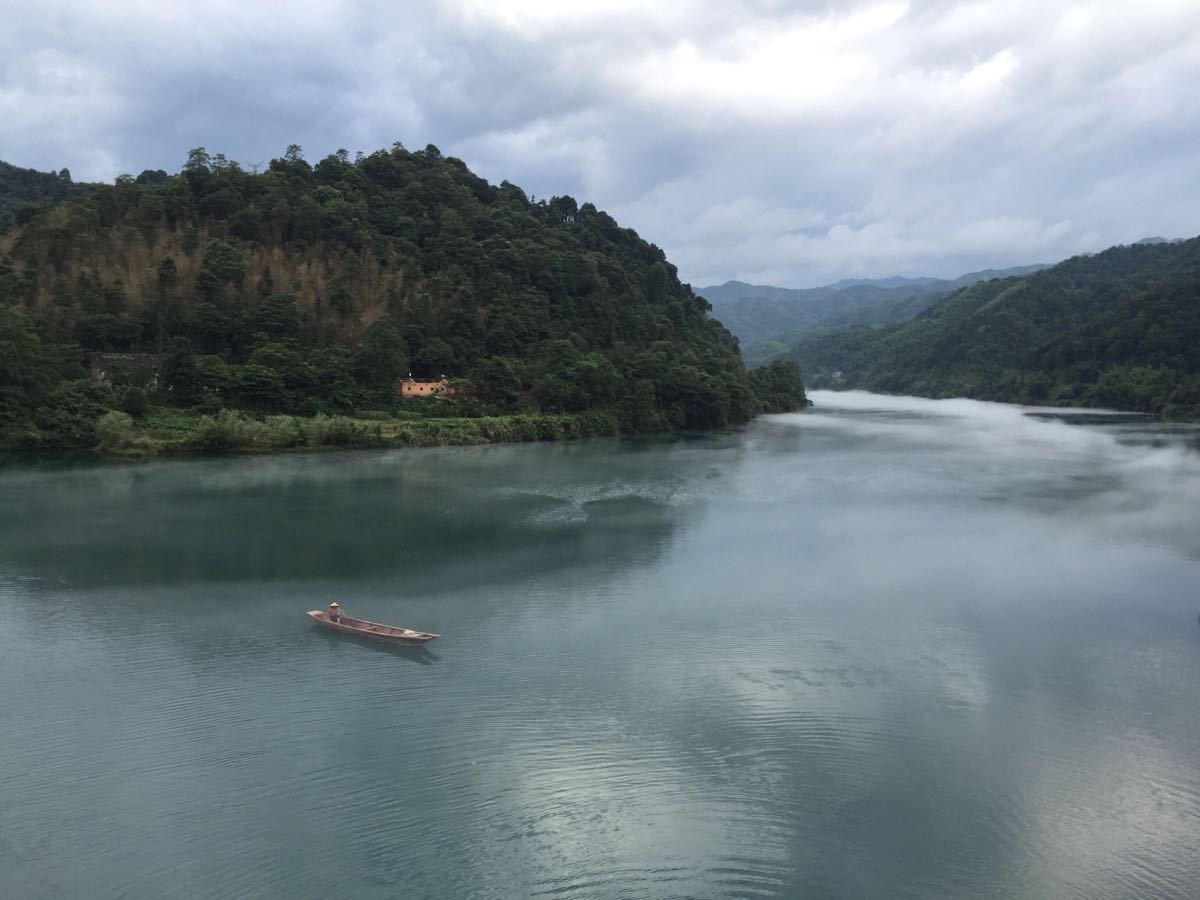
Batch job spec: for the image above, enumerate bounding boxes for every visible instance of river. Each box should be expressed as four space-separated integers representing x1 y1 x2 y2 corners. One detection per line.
2 391 1199 899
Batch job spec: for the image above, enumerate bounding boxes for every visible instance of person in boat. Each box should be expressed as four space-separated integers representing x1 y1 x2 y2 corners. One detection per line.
328 602 343 622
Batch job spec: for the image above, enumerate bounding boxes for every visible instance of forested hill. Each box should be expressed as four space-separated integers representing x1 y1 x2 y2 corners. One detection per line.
0 160 98 230
0 144 806 451
699 264 1047 367
786 237 1200 417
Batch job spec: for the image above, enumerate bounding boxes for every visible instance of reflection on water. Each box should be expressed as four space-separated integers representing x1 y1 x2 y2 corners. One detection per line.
1 440 717 591
314 628 442 665
2 395 1200 899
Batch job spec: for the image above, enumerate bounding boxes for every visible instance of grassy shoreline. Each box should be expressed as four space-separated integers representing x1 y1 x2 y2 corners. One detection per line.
89 406 628 459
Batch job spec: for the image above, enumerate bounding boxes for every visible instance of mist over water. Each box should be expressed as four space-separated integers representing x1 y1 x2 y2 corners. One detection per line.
804 390 1200 560
2 394 1199 899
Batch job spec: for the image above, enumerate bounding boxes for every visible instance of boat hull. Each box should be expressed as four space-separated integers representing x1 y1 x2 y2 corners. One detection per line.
307 610 440 645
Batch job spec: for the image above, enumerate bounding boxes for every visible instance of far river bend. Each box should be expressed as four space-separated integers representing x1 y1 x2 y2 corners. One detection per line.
2 390 1199 899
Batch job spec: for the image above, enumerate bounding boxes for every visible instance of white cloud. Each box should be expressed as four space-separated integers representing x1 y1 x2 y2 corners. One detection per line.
622 4 908 116
1 0 1198 286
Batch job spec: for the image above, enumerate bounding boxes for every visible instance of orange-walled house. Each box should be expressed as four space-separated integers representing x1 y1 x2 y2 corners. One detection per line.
398 377 459 398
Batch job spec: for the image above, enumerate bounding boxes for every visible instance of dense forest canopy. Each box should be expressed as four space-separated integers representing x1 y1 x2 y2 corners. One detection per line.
0 160 98 231
784 238 1200 417
0 144 806 450
698 265 1049 368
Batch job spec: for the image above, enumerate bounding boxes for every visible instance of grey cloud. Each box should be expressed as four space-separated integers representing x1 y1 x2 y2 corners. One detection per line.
2 0 1198 287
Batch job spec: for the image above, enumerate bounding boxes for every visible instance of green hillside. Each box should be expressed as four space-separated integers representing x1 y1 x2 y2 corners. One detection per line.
0 160 98 231
0 145 806 452
786 238 1200 416
699 265 1047 367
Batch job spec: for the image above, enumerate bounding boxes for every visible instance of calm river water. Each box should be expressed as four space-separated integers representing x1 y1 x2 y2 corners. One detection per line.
3 391 1200 899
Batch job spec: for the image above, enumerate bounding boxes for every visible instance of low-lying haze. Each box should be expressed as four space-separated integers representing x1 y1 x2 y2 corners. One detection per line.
801 390 1200 559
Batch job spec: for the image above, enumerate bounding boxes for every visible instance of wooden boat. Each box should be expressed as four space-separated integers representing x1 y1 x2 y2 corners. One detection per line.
307 610 440 645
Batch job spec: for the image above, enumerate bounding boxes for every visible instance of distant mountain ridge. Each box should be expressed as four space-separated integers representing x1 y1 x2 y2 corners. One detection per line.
1133 236 1184 246
782 237 1200 417
825 275 943 290
698 264 1048 366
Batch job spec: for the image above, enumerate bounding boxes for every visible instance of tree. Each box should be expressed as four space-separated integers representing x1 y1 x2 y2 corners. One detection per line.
160 336 198 400
194 354 234 396
469 357 523 406
120 386 147 417
749 360 808 413
95 411 134 453
250 292 302 342
0 306 57 423
354 319 408 389
627 378 665 432
247 342 317 406
412 337 456 377
531 345 622 412
233 364 285 408
182 148 212 193
201 240 245 285
311 347 356 408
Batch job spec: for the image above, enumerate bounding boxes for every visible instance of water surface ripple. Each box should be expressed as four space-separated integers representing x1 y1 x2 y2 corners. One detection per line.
2 393 1200 898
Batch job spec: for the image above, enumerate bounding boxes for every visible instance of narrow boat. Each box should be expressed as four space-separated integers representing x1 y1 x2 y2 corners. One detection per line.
307 610 440 645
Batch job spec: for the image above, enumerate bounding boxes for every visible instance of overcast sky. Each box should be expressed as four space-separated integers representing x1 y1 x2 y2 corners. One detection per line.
3 0 1198 287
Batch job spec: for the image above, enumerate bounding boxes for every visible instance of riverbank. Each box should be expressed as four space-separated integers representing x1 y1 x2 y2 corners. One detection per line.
91 406 626 459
